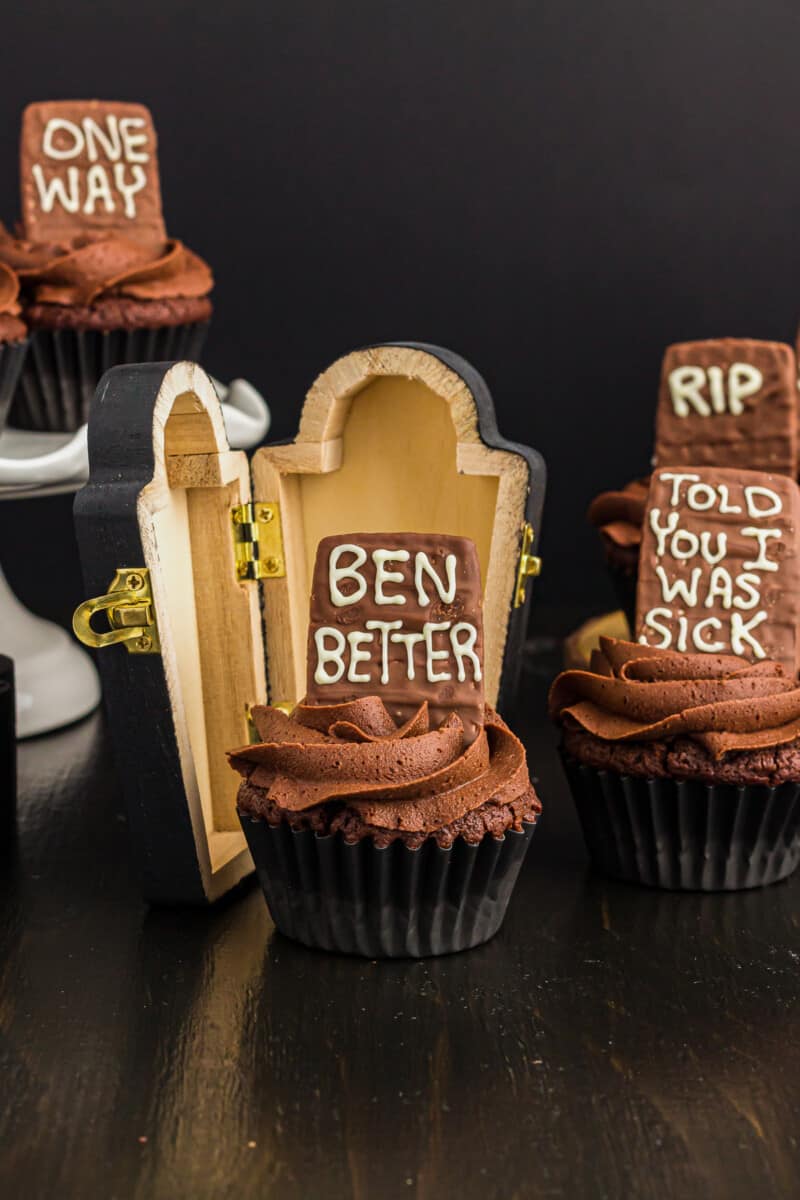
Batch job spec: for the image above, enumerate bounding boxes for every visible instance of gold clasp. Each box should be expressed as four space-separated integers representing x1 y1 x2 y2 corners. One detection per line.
72 568 160 655
514 523 542 608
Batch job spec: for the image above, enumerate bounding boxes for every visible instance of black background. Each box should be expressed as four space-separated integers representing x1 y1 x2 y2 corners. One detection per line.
3 0 800 616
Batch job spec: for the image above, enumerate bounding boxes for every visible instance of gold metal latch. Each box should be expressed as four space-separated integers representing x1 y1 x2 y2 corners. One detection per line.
231 501 286 581
514 523 542 608
73 568 160 654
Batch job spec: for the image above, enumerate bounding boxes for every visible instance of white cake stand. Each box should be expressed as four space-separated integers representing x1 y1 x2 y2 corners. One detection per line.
0 429 98 738
0 379 270 738
0 558 101 739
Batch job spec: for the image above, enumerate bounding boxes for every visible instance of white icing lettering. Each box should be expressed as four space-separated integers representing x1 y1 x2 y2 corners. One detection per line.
667 363 762 419
705 566 733 610
668 367 710 417
671 529 700 560
390 631 424 680
82 164 115 214
372 548 409 605
422 622 452 682
113 163 147 218
450 622 482 682
731 611 768 659
364 619 402 685
699 531 727 565
649 507 680 556
707 365 726 414
687 482 717 511
733 572 761 611
676 614 688 652
32 164 80 213
641 608 673 649
313 627 346 684
329 544 368 607
744 485 782 519
718 485 742 514
32 114 152 222
42 117 84 160
414 552 457 606
655 565 702 606
118 117 150 162
659 472 700 507
83 116 121 162
741 527 781 572
693 617 725 652
728 363 762 415
346 631 374 683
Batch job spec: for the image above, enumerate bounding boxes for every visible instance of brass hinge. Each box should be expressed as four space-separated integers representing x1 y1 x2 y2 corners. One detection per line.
514 523 542 608
73 568 160 655
231 501 286 581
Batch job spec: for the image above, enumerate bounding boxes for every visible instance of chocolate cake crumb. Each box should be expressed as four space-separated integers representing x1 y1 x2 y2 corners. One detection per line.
26 295 212 332
238 780 540 849
563 725 800 788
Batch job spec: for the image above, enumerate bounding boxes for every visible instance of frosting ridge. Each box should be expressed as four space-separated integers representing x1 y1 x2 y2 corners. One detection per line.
0 261 27 341
228 697 534 833
549 636 800 758
0 222 212 306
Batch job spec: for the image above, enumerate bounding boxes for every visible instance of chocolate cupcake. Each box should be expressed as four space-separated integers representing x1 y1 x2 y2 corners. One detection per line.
587 477 648 629
0 261 28 431
550 637 800 891
1 101 212 431
228 531 541 957
232 700 539 957
2 228 211 431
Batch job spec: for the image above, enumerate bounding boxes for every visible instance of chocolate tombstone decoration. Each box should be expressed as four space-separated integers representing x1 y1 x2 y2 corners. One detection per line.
635 466 800 675
306 533 485 743
20 100 166 248
654 339 797 476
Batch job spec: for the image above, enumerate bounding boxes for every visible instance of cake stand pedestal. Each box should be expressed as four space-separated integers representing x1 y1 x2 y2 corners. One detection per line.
0 561 101 738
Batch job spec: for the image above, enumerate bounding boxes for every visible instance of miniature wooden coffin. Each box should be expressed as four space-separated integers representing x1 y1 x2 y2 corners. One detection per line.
73 344 546 904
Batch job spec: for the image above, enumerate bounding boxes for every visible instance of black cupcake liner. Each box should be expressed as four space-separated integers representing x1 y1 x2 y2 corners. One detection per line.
240 815 538 957
0 339 29 434
0 656 15 818
10 320 210 432
562 752 800 891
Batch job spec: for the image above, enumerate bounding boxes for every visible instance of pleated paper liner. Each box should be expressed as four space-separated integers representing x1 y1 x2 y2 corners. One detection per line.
0 339 29 433
0 655 15 820
561 752 800 891
240 816 538 958
10 320 210 432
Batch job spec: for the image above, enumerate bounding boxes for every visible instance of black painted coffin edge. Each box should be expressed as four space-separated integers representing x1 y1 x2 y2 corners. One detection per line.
73 361 211 904
365 341 547 717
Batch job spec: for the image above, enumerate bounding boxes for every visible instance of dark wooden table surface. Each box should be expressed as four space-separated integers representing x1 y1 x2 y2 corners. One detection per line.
2 635 799 1200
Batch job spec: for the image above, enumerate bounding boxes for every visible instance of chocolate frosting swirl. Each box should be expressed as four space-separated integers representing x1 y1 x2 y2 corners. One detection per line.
549 636 800 758
0 222 212 306
228 698 534 832
587 478 649 551
0 261 27 341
